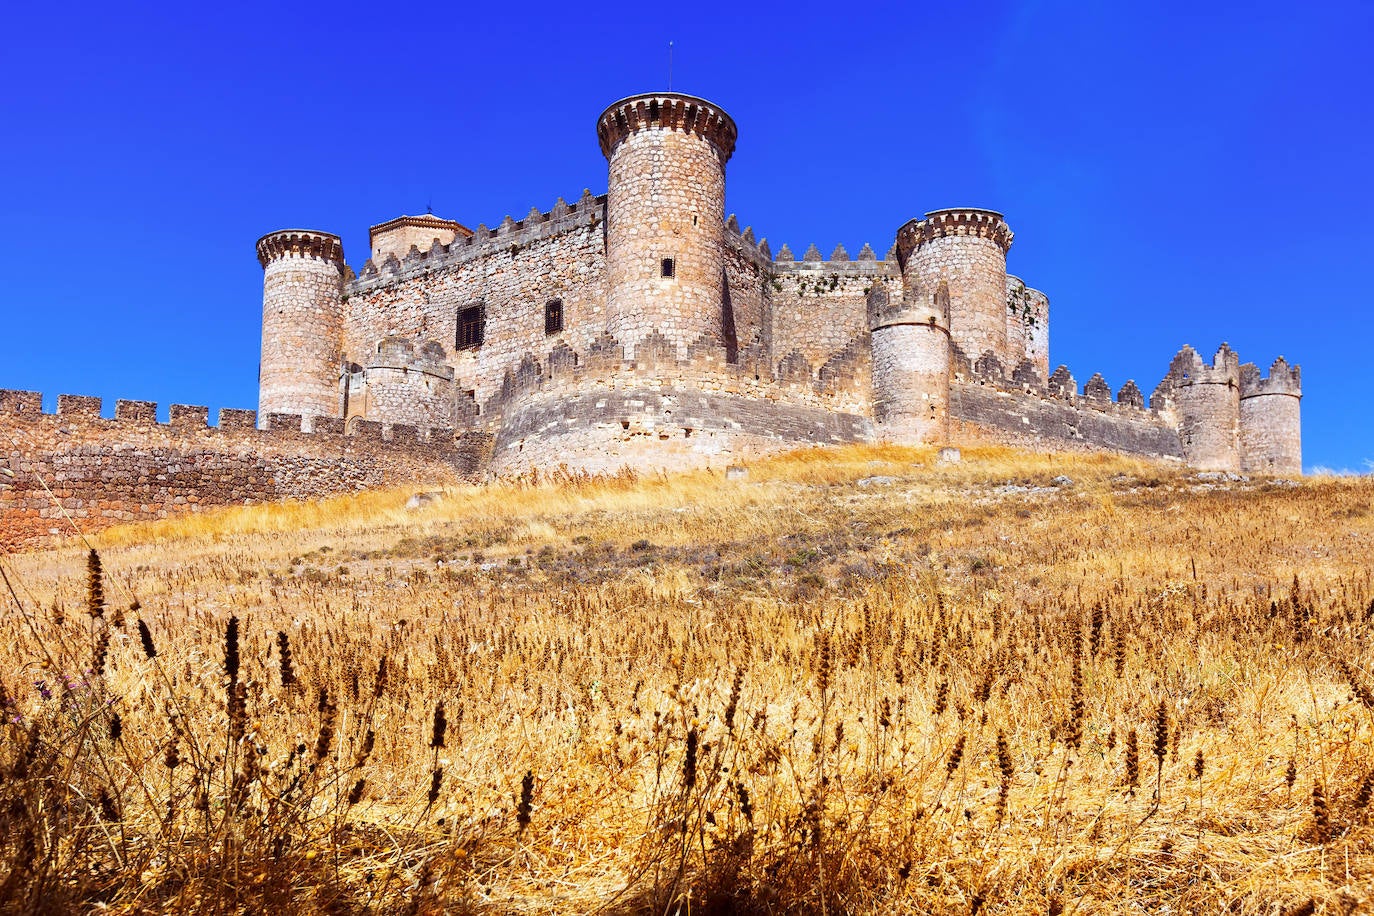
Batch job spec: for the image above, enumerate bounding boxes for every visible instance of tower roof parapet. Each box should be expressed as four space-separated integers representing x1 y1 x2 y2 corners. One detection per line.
1166 343 1240 388
1240 356 1302 398
596 92 738 162
256 229 344 268
895 208 1013 262
368 214 472 244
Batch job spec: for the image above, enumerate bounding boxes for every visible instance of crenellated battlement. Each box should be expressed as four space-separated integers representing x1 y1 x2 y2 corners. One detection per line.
350 190 606 292
1166 343 1241 388
895 209 1014 262
0 389 470 448
255 229 345 268
596 92 738 161
1240 356 1302 398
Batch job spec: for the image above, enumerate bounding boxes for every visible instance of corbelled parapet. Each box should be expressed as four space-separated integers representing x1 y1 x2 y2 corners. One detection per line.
895 208 1013 263
255 230 344 268
895 209 1016 378
596 92 738 161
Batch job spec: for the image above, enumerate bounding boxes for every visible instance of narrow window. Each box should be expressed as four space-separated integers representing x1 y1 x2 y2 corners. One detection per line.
661 257 675 279
544 299 564 335
456 303 485 350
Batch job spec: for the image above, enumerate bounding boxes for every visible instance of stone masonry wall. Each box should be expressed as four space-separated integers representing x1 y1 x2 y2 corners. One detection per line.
0 391 489 551
491 382 872 475
948 380 1184 459
1006 276 1049 381
770 255 893 384
604 125 727 360
344 194 608 408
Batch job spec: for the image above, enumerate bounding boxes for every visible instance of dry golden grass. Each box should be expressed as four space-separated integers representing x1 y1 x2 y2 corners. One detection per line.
1 443 1372 914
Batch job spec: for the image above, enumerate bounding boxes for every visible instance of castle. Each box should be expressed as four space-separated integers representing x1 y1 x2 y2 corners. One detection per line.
0 92 1302 549
258 92 1300 477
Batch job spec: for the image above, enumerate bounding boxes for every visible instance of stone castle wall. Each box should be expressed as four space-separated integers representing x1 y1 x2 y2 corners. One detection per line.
344 193 609 411
0 390 488 551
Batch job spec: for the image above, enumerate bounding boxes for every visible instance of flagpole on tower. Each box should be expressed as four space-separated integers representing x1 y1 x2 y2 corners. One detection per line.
668 40 673 90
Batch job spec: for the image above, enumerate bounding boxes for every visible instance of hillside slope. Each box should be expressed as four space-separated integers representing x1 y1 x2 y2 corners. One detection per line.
1 445 1370 914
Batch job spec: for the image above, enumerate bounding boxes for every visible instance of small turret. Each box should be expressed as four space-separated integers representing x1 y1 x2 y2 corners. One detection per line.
598 92 737 361
896 209 1014 371
256 229 346 424
1163 344 1241 472
866 266 950 444
1239 357 1302 475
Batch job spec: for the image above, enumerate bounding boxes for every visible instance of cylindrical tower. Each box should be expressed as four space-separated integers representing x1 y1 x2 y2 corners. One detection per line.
256 229 346 422
1239 357 1302 475
598 93 737 360
867 269 950 444
896 209 1013 369
1166 344 1242 472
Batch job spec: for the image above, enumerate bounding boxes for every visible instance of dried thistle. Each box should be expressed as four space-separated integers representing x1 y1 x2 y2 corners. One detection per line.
1113 636 1126 679
933 679 949 718
684 728 699 790
430 702 448 750
1312 783 1330 840
1285 759 1297 790
1067 658 1085 749
816 634 832 695
996 731 1013 782
1152 698 1169 767
347 778 367 806
277 631 296 688
108 712 122 743
223 615 240 684
427 766 443 807
373 657 388 699
1089 603 1105 656
517 770 534 829
97 787 121 823
86 549 105 618
137 619 157 659
736 781 753 822
946 734 966 776
354 729 376 768
1339 660 1374 711
1193 749 1205 780
724 667 744 734
1124 730 1140 790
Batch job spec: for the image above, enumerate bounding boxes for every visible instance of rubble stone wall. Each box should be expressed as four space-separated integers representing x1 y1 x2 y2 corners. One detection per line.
0 391 488 550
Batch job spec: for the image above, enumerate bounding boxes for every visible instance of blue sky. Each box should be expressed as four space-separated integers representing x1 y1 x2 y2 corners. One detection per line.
2 1 1369 472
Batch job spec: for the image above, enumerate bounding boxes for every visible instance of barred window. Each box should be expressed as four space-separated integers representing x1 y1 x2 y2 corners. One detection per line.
457 303 485 350
661 257 675 279
544 299 564 335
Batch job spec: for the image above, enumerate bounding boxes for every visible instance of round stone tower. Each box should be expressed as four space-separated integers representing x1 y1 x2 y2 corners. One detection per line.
256 229 346 423
1239 357 1302 475
1166 344 1242 472
867 269 950 443
597 93 737 360
896 209 1014 371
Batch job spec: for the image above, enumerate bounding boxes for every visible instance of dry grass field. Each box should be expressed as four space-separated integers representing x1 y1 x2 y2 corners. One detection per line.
1 444 1372 914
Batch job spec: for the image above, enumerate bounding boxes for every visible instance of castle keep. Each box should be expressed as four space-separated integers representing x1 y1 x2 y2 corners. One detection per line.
0 92 1301 548
256 92 1301 477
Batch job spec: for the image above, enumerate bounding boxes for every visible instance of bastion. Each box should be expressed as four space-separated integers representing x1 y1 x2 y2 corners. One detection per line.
0 91 1301 548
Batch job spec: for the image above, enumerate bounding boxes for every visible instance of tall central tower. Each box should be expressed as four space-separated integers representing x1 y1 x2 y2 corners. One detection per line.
597 93 737 360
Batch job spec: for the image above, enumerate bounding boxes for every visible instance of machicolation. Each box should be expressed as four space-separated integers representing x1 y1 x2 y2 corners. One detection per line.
0 90 1301 548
